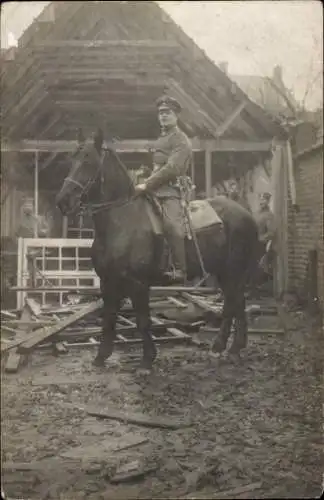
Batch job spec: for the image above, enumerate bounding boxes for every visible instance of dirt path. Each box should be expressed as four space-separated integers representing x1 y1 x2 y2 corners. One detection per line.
2 310 323 499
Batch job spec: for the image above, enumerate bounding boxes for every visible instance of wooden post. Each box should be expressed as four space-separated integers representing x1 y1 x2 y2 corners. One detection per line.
282 145 289 293
272 141 283 298
34 150 39 237
191 154 195 198
62 216 68 238
286 140 297 206
16 237 23 310
205 148 212 197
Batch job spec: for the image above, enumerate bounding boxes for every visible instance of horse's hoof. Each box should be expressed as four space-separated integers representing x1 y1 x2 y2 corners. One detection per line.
136 367 151 376
208 350 222 360
210 339 226 354
226 352 242 364
92 356 105 367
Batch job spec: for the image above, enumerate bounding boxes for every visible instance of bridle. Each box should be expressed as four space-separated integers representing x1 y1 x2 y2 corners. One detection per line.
63 146 135 216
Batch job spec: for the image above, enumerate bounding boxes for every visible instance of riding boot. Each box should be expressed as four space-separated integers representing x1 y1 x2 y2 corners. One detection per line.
165 233 187 283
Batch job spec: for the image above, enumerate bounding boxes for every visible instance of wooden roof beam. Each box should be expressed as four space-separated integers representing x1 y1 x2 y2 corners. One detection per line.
166 78 219 136
215 101 247 138
2 139 274 154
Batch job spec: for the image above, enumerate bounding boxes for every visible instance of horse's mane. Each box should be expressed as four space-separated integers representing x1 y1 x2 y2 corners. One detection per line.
103 146 135 196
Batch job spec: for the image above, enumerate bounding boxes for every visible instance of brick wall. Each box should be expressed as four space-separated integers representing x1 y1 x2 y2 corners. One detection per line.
288 142 323 310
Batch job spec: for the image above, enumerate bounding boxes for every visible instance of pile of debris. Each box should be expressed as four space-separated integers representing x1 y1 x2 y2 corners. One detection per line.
1 287 285 374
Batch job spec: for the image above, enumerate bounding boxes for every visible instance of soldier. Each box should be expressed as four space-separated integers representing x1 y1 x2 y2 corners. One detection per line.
135 95 193 282
227 179 250 212
255 192 276 274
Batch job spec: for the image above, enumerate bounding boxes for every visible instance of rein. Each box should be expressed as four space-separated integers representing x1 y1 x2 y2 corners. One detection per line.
69 147 136 216
89 196 133 215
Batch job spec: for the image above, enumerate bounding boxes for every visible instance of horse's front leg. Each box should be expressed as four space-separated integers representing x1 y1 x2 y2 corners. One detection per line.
210 290 233 355
93 281 123 367
130 286 157 372
208 269 232 355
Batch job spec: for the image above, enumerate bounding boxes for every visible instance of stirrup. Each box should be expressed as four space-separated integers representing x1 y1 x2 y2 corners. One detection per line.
193 272 211 288
164 268 186 283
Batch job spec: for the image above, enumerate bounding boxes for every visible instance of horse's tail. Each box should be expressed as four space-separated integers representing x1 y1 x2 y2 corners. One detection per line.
245 228 261 288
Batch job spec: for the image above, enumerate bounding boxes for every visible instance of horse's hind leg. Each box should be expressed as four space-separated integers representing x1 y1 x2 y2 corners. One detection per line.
228 282 248 355
93 281 123 367
130 285 157 372
210 286 233 354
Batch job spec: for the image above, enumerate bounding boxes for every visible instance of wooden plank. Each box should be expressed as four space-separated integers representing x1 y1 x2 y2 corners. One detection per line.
151 316 191 340
166 296 188 309
75 404 192 430
1 310 17 318
110 462 159 484
57 323 172 340
181 292 221 317
199 326 285 335
1 326 17 335
1 336 30 353
2 138 272 154
4 302 33 371
2 320 55 327
11 285 217 294
41 333 191 348
25 297 42 317
18 300 103 353
4 348 23 373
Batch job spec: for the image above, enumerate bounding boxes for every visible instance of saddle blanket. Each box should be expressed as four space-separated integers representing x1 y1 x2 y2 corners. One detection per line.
145 198 223 235
188 199 223 231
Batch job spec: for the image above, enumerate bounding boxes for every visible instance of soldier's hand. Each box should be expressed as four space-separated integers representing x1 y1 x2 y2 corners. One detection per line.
135 183 147 193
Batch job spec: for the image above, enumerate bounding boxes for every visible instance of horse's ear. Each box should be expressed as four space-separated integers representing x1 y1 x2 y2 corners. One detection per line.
77 128 85 144
93 128 104 153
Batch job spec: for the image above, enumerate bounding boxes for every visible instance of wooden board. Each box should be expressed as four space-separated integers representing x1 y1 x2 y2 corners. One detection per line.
151 316 191 341
75 404 192 430
199 326 285 336
181 292 222 317
4 302 33 372
4 348 23 373
18 300 103 353
110 463 159 484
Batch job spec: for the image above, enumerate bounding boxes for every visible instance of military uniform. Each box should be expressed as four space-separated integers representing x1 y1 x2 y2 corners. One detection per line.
255 203 276 275
255 208 276 245
144 96 193 278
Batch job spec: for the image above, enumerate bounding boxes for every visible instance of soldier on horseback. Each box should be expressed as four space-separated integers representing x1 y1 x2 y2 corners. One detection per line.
135 95 193 283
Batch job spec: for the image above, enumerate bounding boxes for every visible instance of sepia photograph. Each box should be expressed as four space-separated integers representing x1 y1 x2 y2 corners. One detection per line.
1 1 323 499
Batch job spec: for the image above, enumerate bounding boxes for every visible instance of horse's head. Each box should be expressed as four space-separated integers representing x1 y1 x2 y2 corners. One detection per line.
56 128 104 215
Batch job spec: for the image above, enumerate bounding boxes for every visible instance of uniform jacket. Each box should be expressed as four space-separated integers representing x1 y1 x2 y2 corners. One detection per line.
255 208 276 243
145 126 192 198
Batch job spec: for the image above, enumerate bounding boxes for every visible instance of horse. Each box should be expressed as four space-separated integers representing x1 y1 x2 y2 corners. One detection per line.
56 128 259 371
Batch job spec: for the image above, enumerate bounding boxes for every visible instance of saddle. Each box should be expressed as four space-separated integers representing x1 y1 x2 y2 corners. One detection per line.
144 195 223 236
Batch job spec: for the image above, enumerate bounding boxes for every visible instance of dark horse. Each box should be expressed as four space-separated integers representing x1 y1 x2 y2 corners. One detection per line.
56 129 259 371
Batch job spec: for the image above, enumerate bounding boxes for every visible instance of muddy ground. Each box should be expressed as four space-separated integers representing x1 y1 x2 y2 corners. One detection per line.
1 307 323 500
